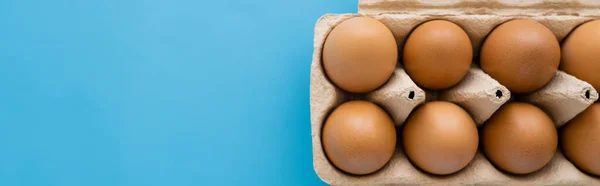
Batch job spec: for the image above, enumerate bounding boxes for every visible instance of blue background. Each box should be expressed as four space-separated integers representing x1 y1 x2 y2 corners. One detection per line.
0 0 356 185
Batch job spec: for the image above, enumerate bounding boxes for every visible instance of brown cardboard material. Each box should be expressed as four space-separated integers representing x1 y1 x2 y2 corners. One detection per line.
366 68 426 126
522 71 599 127
439 65 510 125
359 0 600 16
310 1 600 185
328 151 596 186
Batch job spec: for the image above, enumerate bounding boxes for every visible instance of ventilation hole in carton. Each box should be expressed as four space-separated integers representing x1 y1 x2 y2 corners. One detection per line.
585 90 591 99
408 91 415 100
495 90 503 99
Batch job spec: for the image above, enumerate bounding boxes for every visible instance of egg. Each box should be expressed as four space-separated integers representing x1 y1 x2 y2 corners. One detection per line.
322 17 398 93
403 20 473 90
402 101 478 175
482 102 557 174
560 20 600 91
560 103 600 176
480 19 560 93
322 100 396 175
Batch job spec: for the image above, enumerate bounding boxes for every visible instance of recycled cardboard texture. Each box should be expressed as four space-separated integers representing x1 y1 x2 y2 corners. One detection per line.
439 65 510 125
310 1 600 185
359 0 600 16
523 71 599 127
366 68 426 126
329 151 594 186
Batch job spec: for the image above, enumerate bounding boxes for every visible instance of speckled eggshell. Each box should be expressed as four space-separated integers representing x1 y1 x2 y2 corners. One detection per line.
402 101 479 175
561 103 600 176
480 19 560 93
403 20 473 90
321 100 397 175
561 20 600 92
322 17 398 93
482 102 558 175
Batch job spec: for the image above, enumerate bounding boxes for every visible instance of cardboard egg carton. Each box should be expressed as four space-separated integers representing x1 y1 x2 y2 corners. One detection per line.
359 0 600 17
310 0 600 185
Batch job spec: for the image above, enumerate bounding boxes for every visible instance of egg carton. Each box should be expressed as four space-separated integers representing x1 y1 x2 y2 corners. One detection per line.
309 0 600 185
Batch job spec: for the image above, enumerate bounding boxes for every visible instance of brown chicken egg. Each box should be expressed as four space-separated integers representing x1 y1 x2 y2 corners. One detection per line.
561 103 600 176
480 19 560 93
403 20 473 90
561 20 600 91
322 16 398 93
403 101 478 175
482 102 558 175
322 100 396 175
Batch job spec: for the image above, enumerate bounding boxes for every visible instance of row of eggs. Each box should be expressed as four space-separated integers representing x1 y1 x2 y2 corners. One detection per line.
323 17 600 93
324 100 600 177
320 17 600 177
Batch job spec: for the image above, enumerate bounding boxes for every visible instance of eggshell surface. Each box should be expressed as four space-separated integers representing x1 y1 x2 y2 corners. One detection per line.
560 20 600 91
560 103 600 176
403 20 473 90
322 101 396 175
402 101 478 175
322 17 398 93
482 102 558 175
480 19 560 93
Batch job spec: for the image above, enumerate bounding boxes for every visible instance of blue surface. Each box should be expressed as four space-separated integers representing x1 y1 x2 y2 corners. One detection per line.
0 0 357 185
